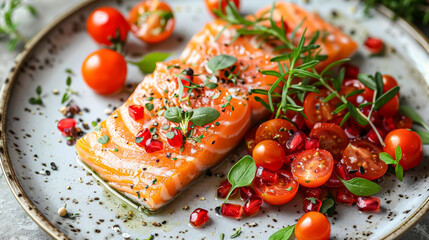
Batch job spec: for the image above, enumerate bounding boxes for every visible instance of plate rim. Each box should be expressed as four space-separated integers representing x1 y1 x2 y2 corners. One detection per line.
0 1 428 239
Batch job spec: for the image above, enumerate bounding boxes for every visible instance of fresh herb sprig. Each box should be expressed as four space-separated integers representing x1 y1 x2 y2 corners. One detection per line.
269 224 296 240
362 0 429 24
223 155 257 203
29 85 43 105
0 0 37 51
62 75 78 104
379 146 404 181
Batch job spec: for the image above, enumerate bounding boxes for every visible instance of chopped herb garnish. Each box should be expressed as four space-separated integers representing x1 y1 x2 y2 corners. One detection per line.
149 127 157 134
91 121 97 127
172 157 177 160
114 148 119 152
215 122 220 126
162 125 170 130
65 68 74 75
97 135 109 144
306 197 317 204
286 186 292 191
147 97 154 101
61 76 78 104
152 178 157 185
29 85 43 106
145 103 154 111
166 131 175 139
230 228 242 238
94 125 101 131
135 137 145 143
136 191 141 198
221 95 234 110
167 65 180 70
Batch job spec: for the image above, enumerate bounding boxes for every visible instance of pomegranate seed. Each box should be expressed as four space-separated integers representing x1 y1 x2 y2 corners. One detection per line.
303 198 322 213
145 139 164 153
217 179 236 198
344 126 360 139
239 186 256 201
255 166 278 185
221 203 243 219
357 197 380 212
366 128 385 146
324 172 343 188
304 188 322 199
382 116 395 132
334 162 351 181
167 128 183 147
304 137 319 150
364 37 384 54
343 63 360 79
135 129 151 148
243 196 263 216
189 208 209 227
286 131 306 152
57 118 77 136
128 105 145 121
336 189 355 205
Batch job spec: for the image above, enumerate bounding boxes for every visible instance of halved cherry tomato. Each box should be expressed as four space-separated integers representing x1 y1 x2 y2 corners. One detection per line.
253 170 299 205
285 110 305 129
342 140 387 180
255 119 297 152
128 0 175 44
291 149 334 188
384 129 423 170
87 7 129 46
309 123 349 160
81 49 127 95
244 127 257 153
295 212 331 240
253 140 285 171
303 89 344 129
204 0 240 17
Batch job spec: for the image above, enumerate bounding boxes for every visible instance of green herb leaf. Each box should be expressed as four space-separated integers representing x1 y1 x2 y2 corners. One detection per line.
414 129 429 144
145 103 154 111
394 145 402 162
373 86 399 110
164 107 182 123
61 92 69 104
395 164 404 182
94 125 101 131
97 135 110 145
306 197 317 204
36 85 42 95
347 102 368 126
319 198 335 215
374 72 384 98
230 228 241 239
205 82 218 89
135 137 145 143
379 152 396 165
162 125 170 130
269 225 296 240
357 73 376 91
225 156 257 203
129 52 171 74
337 176 382 196
66 76 72 86
207 54 237 73
189 107 220 126
220 233 225 240
399 105 429 131
26 5 38 17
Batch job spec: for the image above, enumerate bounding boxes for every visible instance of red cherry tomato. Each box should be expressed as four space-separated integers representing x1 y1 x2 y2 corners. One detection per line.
309 123 349 160
128 0 175 44
295 212 331 240
253 170 299 205
378 95 399 117
364 37 384 54
253 140 285 171
392 114 413 129
341 79 373 107
384 129 423 170
81 49 127 95
244 127 257 153
303 89 344 129
291 149 334 188
86 7 129 46
342 140 387 180
255 119 297 152
204 0 240 17
382 75 400 96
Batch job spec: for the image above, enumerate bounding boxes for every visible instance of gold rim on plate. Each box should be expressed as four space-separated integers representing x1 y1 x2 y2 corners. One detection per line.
0 1 428 239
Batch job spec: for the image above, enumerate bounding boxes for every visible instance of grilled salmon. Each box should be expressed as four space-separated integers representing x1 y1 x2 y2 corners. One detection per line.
76 2 357 212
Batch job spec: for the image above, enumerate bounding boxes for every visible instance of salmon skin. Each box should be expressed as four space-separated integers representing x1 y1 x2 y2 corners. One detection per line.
76 2 357 212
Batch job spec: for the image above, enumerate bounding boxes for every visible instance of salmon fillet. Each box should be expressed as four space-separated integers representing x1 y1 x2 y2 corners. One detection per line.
76 3 357 212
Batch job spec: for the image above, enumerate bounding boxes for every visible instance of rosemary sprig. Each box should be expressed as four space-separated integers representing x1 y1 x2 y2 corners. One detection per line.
0 0 38 51
362 0 429 24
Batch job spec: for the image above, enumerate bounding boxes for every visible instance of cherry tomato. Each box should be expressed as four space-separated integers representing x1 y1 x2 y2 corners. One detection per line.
295 212 331 240
384 129 423 170
285 110 305 129
309 123 349 160
253 170 299 205
128 0 175 44
253 140 285 171
291 149 334 188
378 95 399 117
341 79 372 107
303 89 344 129
81 49 127 95
342 140 387 180
204 0 240 17
86 7 129 46
255 119 297 152
382 75 399 96
364 37 384 54
392 114 412 129
342 63 359 79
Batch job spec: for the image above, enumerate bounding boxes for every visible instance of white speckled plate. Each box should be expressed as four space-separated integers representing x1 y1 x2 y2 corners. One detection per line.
1 0 429 239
